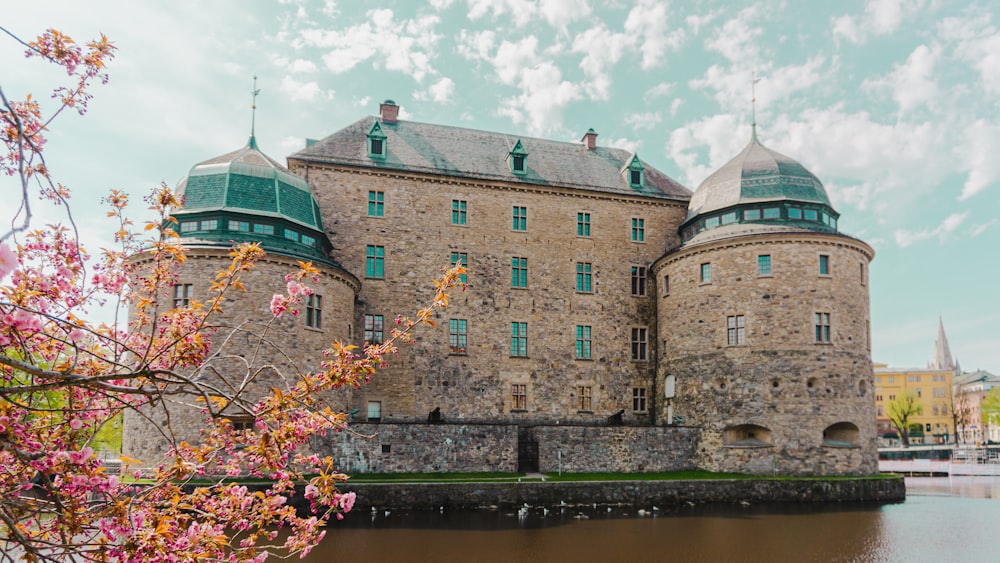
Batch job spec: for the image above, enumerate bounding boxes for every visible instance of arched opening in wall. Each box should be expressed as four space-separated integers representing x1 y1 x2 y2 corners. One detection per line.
823 422 860 448
723 424 773 447
858 380 868 397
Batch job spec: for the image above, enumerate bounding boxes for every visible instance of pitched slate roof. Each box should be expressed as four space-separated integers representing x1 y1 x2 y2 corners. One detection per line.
687 130 833 221
290 116 691 201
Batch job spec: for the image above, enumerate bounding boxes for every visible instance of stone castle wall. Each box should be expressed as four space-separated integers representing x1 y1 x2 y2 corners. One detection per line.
652 232 878 475
533 425 700 473
122 249 358 467
293 161 688 425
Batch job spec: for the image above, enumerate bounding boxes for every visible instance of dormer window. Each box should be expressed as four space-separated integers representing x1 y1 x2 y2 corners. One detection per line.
624 154 644 188
367 121 387 159
509 139 528 176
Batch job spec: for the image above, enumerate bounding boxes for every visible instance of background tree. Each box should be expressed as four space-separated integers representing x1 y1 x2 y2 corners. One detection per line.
1 27 461 562
980 387 1000 443
887 392 923 448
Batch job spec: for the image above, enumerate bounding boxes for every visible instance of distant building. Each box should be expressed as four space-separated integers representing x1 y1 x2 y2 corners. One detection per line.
954 369 1000 444
124 100 878 476
874 363 954 444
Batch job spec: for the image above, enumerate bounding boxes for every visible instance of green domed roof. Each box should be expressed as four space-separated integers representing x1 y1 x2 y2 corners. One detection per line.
176 136 323 230
171 137 336 266
680 130 839 241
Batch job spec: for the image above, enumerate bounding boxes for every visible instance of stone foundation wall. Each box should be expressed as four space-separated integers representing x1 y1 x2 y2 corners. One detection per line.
322 423 518 473
534 426 700 473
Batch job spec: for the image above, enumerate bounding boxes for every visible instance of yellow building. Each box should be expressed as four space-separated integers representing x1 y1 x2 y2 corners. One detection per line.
874 363 955 444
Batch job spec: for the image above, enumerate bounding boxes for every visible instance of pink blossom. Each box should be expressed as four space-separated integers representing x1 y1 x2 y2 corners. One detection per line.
270 294 287 317
0 242 17 281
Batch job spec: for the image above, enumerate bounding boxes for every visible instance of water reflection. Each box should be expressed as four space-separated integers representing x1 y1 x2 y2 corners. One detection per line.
305 478 1000 563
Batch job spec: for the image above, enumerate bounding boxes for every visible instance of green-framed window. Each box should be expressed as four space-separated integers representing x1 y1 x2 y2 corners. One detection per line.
450 252 468 283
228 220 250 232
449 319 467 354
626 154 644 187
512 206 527 231
511 322 528 357
452 200 467 225
575 325 592 359
511 257 527 288
758 255 771 275
576 262 592 293
631 217 644 242
819 255 830 275
700 262 711 283
577 212 591 237
366 245 385 278
510 139 528 175
367 121 386 159
253 224 275 235
368 190 384 217
815 312 831 343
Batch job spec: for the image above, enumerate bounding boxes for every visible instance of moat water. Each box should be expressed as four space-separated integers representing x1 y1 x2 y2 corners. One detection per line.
304 477 1000 562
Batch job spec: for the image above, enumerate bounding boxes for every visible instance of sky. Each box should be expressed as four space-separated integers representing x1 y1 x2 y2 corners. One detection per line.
4 0 999 373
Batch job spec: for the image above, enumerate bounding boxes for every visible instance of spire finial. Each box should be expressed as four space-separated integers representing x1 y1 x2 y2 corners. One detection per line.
250 75 260 140
751 69 760 141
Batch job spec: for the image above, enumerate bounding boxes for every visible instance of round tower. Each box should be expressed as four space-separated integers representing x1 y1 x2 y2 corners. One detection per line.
652 130 876 476
122 136 359 467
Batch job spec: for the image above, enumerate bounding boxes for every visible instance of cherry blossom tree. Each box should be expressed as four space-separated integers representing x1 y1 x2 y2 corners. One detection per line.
1 27 461 562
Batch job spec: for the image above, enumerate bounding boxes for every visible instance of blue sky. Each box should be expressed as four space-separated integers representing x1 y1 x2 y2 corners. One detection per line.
5 0 999 373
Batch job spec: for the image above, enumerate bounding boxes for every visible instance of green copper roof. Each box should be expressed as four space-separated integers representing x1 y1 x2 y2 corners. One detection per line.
172 137 336 267
686 132 833 223
176 136 324 231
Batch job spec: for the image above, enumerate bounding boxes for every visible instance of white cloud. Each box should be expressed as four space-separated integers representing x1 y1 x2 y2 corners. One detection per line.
540 0 592 30
862 44 939 114
497 62 581 136
624 111 662 131
299 9 442 82
604 137 640 154
463 0 591 29
280 75 333 102
456 29 496 61
894 212 967 247
833 0 918 45
415 77 455 103
669 98 684 116
493 36 541 85
941 14 1000 96
571 24 632 99
690 57 825 114
971 219 997 237
288 59 318 73
624 0 684 69
644 82 672 100
430 0 455 9
703 6 762 64
956 119 1000 201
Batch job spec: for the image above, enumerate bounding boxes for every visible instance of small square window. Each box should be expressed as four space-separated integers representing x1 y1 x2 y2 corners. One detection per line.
631 327 648 361
253 224 274 235
789 208 803 220
450 252 468 283
512 206 527 231
757 255 771 276
575 325 592 359
200 219 218 230
631 218 644 242
511 322 528 357
744 209 761 221
804 209 818 221
577 213 591 237
179 221 198 233
228 220 250 232
364 314 384 345
449 319 467 354
763 208 780 219
452 200 467 225
578 385 593 411
511 384 527 410
306 294 322 329
721 212 737 225
631 266 647 296
705 216 720 228
511 257 528 288
576 262 593 293
632 387 647 412
285 229 299 242
368 191 385 217
727 314 746 345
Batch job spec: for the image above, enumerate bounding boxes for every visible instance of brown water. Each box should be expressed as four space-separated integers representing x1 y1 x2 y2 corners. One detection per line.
304 477 1000 562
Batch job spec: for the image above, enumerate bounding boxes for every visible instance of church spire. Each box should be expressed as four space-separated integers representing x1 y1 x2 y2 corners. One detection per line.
929 317 955 371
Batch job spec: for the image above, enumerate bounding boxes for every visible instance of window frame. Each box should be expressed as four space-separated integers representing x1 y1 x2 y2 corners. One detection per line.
511 256 528 288
631 217 645 242
450 251 468 284
575 325 592 360
631 265 647 296
451 199 468 226
511 383 527 410
576 262 593 293
700 262 711 284
365 245 385 278
814 312 831 343
577 212 591 237
364 314 384 345
578 385 593 411
512 206 527 231
727 314 746 346
511 322 528 357
632 387 647 413
172 283 193 309
448 318 468 355
368 190 385 217
631 326 648 362
757 254 772 276
305 294 322 329
819 254 830 276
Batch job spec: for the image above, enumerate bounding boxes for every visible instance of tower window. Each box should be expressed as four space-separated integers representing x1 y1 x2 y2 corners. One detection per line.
815 312 831 343
632 387 647 412
819 255 830 276
578 386 593 411
511 384 527 410
631 266 647 296
700 263 711 283
727 315 746 346
631 327 648 361
306 294 322 329
172 284 193 309
757 255 771 276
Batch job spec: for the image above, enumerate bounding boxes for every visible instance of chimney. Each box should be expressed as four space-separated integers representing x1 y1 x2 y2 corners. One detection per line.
581 128 598 150
380 99 399 123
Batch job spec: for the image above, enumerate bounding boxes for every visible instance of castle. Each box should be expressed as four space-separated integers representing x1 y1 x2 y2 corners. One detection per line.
123 100 877 476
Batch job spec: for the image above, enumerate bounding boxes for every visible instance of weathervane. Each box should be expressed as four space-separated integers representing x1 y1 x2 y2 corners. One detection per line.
251 75 260 138
751 70 761 138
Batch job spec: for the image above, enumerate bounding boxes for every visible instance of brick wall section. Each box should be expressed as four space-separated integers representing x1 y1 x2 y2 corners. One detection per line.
652 232 878 475
122 248 359 467
321 423 518 473
292 162 688 425
534 426 700 473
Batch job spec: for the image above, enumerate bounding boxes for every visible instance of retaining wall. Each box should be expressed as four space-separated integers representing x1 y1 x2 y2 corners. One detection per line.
533 425 700 473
